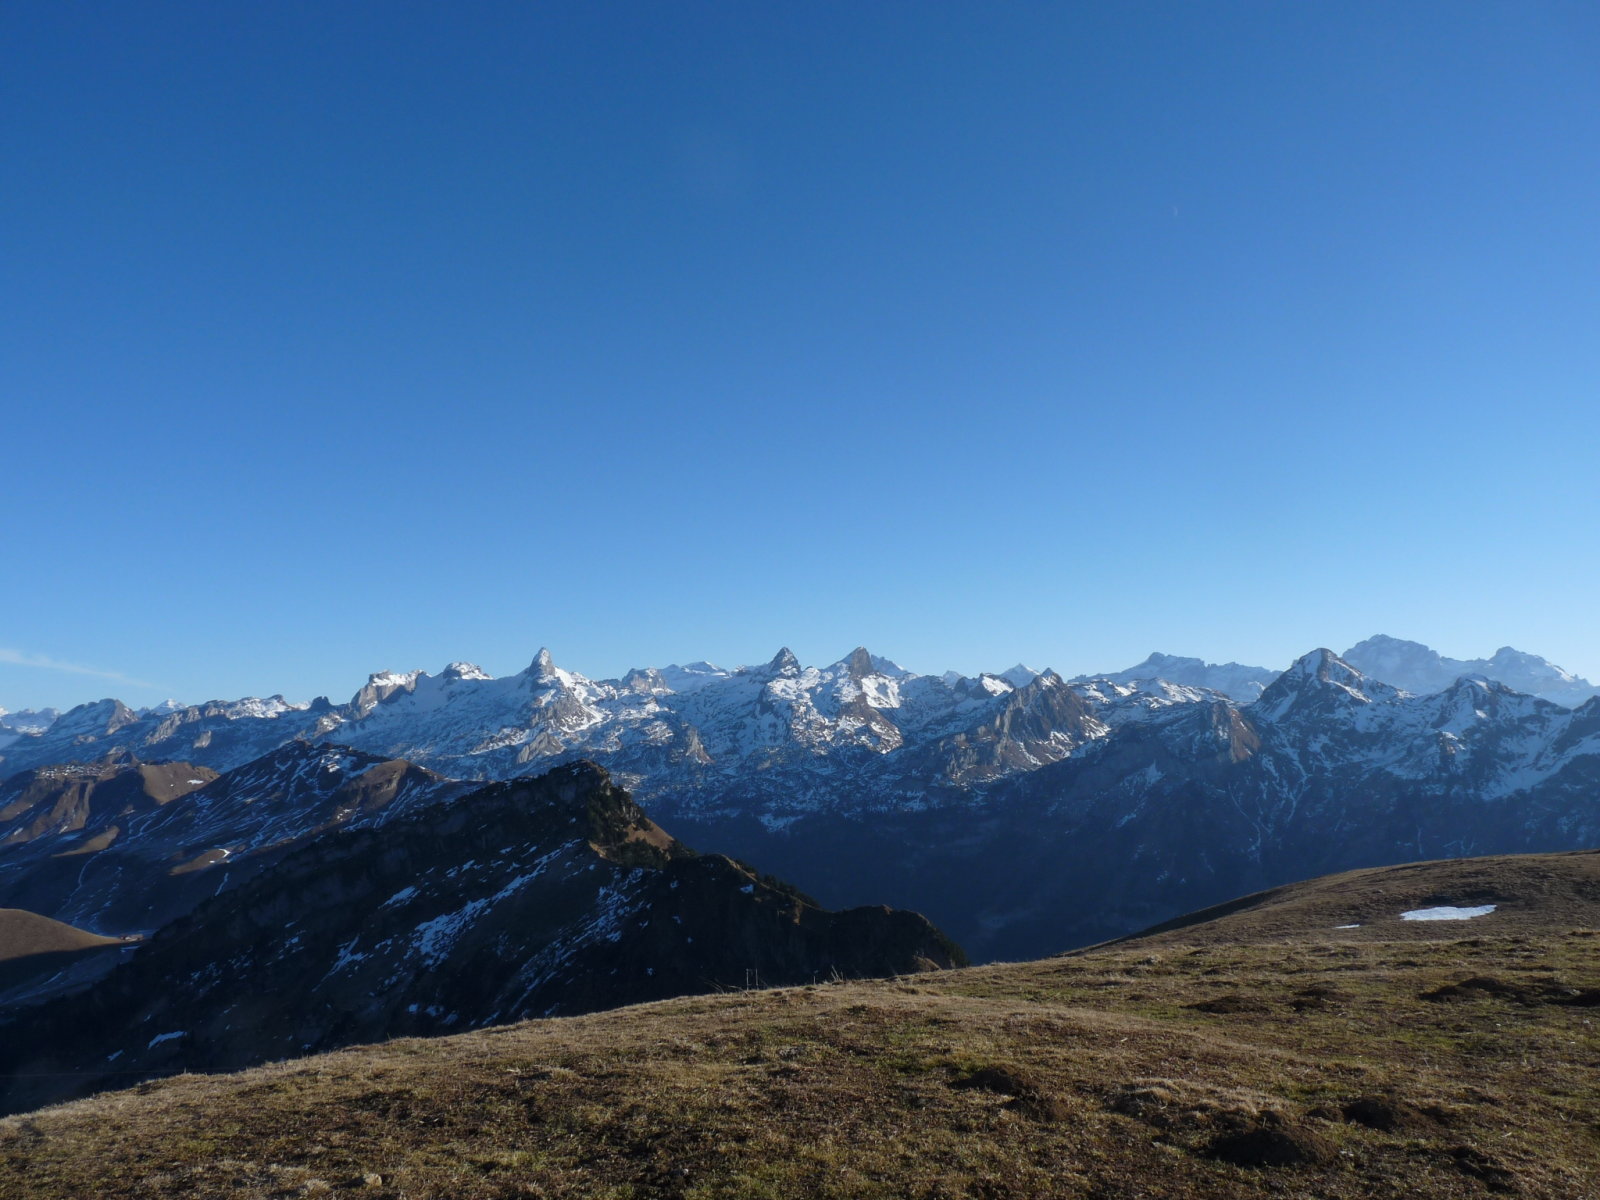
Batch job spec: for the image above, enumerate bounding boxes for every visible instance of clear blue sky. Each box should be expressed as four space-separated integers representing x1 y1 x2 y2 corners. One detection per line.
5 1 1599 711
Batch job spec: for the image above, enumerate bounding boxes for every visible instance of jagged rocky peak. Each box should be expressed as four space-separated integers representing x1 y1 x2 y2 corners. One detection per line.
529 647 558 677
440 661 491 683
523 648 593 696
1432 673 1546 724
763 646 802 677
1022 668 1063 690
618 666 662 694
1290 648 1366 687
845 646 872 678
53 698 140 737
1254 648 1392 721
350 669 422 717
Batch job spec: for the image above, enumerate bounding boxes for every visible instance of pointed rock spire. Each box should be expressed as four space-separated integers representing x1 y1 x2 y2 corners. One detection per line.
846 646 874 678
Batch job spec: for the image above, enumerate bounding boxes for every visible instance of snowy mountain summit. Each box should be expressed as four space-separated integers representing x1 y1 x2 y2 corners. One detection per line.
1069 652 1279 701
1341 635 1598 706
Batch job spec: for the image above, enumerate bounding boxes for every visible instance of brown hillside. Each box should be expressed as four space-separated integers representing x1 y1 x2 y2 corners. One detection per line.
1102 847 1600 949
3 851 1598 1199
0 909 119 963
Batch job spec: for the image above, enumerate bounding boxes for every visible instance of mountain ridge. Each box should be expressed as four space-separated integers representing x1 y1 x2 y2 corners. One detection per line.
0 760 962 1117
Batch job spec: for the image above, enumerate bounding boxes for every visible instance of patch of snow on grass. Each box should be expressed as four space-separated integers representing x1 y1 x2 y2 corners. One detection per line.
1400 904 1497 921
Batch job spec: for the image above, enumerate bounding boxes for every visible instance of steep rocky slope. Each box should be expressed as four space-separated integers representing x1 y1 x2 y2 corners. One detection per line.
0 744 459 934
0 763 961 1117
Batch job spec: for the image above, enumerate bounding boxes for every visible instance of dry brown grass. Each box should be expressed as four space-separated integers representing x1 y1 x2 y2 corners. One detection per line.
3 923 1598 1199
0 909 119 962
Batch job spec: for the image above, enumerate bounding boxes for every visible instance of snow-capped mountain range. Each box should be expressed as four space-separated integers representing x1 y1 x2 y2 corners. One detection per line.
0 646 1125 807
4 639 1600 964
2 637 1592 799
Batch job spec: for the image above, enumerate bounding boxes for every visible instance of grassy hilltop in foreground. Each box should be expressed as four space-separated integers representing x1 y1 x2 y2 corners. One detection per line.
5 851 1600 1199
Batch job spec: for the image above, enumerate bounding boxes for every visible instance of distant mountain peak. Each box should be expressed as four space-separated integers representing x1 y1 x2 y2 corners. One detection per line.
1139 652 1202 669
1254 649 1394 721
1342 635 1596 707
1070 652 1277 703
999 664 1040 688
1293 647 1341 675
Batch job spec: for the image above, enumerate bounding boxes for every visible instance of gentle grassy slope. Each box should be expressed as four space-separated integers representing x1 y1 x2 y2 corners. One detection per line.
4 853 1599 1199
0 908 127 1009
0 909 119 963
1108 848 1600 949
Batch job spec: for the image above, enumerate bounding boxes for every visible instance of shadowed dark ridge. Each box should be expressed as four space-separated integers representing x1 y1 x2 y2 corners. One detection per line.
0 761 962 1117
